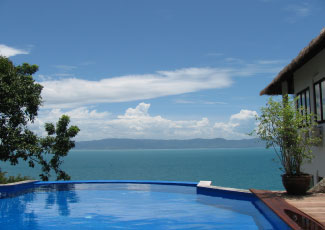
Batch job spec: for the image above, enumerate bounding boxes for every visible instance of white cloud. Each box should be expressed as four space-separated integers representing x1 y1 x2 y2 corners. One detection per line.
0 44 29 57
30 103 257 141
119 103 150 118
37 73 75 82
230 109 257 121
39 59 283 109
214 109 258 139
29 107 111 141
39 67 233 108
38 74 53 81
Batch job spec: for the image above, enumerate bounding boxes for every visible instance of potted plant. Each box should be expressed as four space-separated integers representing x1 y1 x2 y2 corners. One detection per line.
253 95 321 195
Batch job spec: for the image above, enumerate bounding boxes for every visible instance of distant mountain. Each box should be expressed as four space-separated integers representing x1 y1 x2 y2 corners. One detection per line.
75 138 266 150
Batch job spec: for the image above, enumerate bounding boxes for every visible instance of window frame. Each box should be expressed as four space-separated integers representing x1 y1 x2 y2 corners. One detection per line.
313 78 325 123
296 87 311 116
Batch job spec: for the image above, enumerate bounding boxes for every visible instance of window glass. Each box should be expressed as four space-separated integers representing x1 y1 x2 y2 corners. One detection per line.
301 92 305 116
306 89 310 114
296 88 310 117
315 83 321 121
321 81 325 120
297 94 301 109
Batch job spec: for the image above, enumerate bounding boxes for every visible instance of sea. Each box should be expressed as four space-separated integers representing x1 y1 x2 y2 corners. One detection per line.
0 148 284 190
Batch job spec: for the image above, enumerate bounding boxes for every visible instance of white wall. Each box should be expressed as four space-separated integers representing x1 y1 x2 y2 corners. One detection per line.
293 49 325 184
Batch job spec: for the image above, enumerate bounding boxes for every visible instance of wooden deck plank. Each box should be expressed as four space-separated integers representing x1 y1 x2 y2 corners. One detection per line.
284 193 325 227
250 189 325 230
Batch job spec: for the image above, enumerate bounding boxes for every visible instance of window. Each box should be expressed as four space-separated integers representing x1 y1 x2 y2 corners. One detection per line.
314 79 325 122
296 88 311 117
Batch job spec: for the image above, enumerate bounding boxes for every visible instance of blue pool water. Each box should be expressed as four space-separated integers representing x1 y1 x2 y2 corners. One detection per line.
0 181 289 230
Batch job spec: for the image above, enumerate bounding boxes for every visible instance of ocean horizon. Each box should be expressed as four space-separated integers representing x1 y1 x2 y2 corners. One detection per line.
0 147 284 190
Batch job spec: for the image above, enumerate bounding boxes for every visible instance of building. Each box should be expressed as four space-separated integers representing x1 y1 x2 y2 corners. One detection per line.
260 28 325 185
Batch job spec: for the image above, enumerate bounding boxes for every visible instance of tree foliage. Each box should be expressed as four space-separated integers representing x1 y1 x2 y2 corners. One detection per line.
253 96 321 175
0 56 79 180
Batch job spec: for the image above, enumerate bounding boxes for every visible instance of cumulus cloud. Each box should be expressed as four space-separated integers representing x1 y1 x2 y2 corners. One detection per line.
230 109 258 121
119 103 150 118
29 107 111 141
214 109 258 139
40 67 233 108
0 44 29 57
30 103 257 141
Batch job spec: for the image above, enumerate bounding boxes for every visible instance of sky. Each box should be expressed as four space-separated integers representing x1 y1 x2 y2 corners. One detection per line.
0 0 324 141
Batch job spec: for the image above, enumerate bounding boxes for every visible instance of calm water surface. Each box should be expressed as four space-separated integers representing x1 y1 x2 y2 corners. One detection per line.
1 183 287 230
0 148 284 190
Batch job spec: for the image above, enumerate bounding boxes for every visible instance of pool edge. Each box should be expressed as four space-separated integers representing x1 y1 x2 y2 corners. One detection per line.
0 180 38 187
34 180 198 186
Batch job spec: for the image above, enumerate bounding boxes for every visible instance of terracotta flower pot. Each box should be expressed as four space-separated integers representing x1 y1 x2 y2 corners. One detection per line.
282 174 312 195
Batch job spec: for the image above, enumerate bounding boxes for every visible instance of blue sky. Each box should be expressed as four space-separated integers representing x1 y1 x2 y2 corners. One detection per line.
1 0 324 140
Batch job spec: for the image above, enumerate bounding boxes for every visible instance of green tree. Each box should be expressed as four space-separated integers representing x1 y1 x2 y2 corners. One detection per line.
0 56 79 181
253 96 320 175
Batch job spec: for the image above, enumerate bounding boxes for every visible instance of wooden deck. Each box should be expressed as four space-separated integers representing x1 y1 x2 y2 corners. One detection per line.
250 189 325 230
284 193 325 227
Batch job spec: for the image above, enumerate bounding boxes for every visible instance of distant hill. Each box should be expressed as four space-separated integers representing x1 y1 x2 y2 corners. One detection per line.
75 138 266 150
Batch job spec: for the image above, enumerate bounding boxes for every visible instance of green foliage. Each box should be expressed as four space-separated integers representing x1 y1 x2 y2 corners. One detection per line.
0 171 31 184
0 56 80 181
39 116 80 180
253 96 321 175
0 57 42 164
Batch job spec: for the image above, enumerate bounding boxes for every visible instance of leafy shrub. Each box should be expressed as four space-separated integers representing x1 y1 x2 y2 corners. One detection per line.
0 171 31 184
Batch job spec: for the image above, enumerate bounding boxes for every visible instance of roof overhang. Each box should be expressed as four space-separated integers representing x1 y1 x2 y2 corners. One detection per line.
260 29 325 96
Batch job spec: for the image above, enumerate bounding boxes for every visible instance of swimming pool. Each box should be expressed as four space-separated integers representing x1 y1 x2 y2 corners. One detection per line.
0 181 289 229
